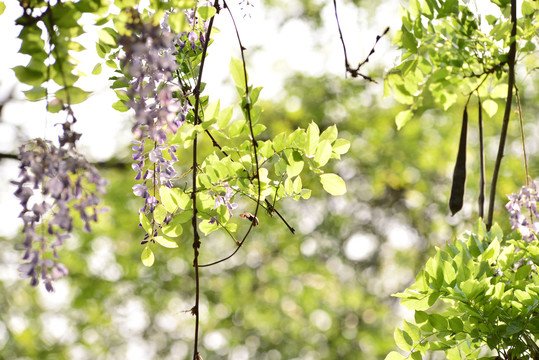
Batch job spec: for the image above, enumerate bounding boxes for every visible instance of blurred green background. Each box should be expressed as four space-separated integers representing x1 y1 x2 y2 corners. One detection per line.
1 0 538 359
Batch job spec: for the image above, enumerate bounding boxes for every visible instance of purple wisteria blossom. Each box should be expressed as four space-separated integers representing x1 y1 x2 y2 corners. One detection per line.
214 183 238 217
506 180 539 242
11 139 107 291
118 18 188 143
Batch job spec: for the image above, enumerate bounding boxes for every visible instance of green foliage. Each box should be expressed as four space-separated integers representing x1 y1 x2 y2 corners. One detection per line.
385 0 539 127
388 220 539 359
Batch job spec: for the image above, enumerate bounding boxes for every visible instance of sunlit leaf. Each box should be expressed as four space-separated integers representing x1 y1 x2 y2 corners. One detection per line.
153 236 179 248
197 6 216 20
141 246 155 267
320 173 346 196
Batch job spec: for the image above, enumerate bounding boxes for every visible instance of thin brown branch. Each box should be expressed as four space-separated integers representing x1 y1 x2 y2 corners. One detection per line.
333 0 388 82
189 1 219 358
198 0 261 268
486 0 517 230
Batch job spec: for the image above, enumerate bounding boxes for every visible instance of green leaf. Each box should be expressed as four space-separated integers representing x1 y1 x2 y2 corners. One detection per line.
306 122 320 156
332 139 350 155
23 87 47 101
112 100 128 112
522 1 535 16
98 28 117 46
293 176 302 194
286 150 304 177
55 87 91 105
396 109 413 130
0 2 5 15
91 63 102 75
162 216 185 237
482 99 498 117
13 65 45 86
273 133 287 152
394 327 413 351
448 317 463 332
428 313 448 331
139 212 152 235
153 236 179 248
168 11 188 33
160 186 179 213
170 188 192 209
320 173 347 196
384 351 406 360
141 246 155 267
217 106 233 129
197 6 216 20
153 205 167 224
314 140 332 167
199 219 219 236
230 57 246 89
319 125 338 143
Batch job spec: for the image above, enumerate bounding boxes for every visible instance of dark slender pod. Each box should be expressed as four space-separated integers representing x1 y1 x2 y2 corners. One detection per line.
449 106 468 216
477 96 485 218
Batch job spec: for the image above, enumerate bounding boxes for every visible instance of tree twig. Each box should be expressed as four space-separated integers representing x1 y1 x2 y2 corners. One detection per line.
189 2 219 358
198 0 261 268
333 0 389 82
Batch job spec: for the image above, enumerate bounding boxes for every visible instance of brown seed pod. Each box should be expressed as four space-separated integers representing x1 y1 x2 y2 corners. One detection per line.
449 106 468 216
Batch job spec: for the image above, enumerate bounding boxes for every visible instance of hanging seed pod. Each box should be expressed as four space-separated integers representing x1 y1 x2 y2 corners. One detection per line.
477 97 485 218
449 106 468 216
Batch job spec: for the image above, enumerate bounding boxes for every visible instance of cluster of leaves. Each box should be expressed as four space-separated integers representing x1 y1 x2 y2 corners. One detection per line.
386 219 539 360
385 0 539 129
97 4 352 266
12 0 110 108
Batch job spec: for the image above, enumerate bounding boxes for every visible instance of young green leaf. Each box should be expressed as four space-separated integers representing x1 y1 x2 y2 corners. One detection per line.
306 122 320 156
482 99 498 117
160 186 179 213
396 109 413 130
230 57 246 89
314 140 332 167
154 236 179 248
23 87 47 101
141 246 155 267
55 87 92 105
153 205 167 225
320 173 347 196
162 216 185 237
384 351 406 360
91 63 102 75
139 212 152 235
197 6 216 20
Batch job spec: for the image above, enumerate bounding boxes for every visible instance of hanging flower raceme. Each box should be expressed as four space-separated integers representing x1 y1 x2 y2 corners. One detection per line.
118 16 187 143
11 139 107 291
506 180 539 242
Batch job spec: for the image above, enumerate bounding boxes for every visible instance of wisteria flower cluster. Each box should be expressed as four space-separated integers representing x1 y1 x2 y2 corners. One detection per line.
118 15 193 217
11 139 107 291
119 15 187 143
506 180 539 242
131 139 179 213
209 183 238 224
